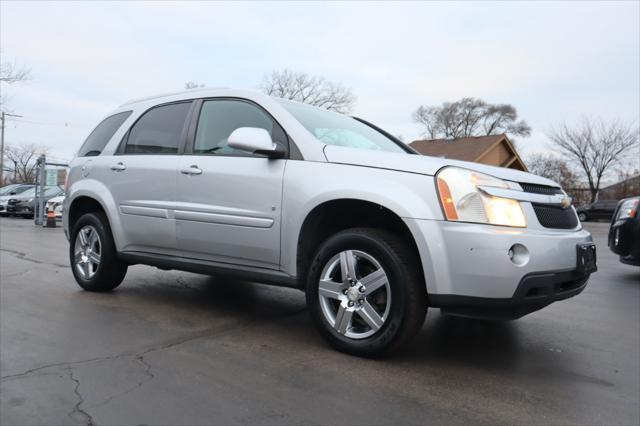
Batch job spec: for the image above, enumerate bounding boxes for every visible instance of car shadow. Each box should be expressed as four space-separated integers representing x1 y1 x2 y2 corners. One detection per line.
618 270 640 285
397 314 524 367
79 269 535 369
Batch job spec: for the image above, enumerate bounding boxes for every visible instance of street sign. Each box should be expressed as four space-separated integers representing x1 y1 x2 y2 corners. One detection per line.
45 169 58 186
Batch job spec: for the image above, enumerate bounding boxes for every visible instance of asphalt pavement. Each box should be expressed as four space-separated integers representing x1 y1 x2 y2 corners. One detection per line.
1 217 638 425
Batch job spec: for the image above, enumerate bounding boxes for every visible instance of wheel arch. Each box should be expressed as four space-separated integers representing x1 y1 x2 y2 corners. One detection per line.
292 198 426 290
65 182 123 250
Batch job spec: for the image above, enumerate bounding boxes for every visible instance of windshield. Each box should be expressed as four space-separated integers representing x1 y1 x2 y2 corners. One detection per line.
0 185 17 196
278 100 408 154
0 185 31 196
16 187 61 198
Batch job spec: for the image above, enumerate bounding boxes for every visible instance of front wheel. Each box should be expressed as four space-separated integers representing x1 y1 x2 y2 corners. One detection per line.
578 212 588 222
69 212 128 292
306 228 427 357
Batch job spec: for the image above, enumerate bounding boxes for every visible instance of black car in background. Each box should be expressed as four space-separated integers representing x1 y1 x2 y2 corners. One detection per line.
608 197 640 266
577 199 619 222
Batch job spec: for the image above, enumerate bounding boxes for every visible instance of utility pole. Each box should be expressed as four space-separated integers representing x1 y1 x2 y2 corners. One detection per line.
35 154 46 226
0 112 23 186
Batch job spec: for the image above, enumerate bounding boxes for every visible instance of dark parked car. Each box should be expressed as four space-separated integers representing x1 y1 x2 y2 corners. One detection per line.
6 186 64 218
608 197 640 266
576 200 619 222
0 184 34 216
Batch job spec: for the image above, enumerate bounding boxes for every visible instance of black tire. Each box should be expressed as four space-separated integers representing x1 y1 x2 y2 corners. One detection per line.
306 228 427 357
69 212 127 292
578 212 588 222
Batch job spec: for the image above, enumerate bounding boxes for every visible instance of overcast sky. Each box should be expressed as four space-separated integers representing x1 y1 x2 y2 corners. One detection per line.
1 1 639 163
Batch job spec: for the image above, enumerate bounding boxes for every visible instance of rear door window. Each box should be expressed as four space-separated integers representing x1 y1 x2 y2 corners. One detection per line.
124 102 191 154
77 111 132 157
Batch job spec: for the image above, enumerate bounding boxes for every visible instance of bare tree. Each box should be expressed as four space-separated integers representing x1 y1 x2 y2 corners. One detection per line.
0 60 30 84
184 81 205 90
3 143 46 184
413 97 531 140
526 153 579 189
548 117 639 203
260 69 356 113
1 58 31 112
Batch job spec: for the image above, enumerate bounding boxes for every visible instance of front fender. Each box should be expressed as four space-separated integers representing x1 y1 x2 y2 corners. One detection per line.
281 161 442 278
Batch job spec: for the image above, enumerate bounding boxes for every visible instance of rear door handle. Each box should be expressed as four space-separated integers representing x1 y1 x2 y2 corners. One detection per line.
110 162 126 171
180 165 202 175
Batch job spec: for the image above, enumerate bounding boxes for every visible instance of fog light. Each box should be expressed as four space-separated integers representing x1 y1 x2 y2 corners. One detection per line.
508 244 529 266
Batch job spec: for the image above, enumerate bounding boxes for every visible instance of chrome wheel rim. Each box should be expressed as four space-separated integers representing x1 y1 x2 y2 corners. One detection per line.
318 250 391 339
74 225 101 280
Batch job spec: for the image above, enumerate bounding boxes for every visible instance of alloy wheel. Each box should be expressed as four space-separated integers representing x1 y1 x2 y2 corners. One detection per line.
318 250 391 339
74 225 101 280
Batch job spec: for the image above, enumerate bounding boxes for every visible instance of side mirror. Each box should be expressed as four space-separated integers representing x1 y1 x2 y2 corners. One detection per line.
227 127 285 158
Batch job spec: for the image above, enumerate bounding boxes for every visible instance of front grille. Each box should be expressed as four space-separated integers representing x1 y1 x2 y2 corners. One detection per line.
520 182 563 195
533 204 579 229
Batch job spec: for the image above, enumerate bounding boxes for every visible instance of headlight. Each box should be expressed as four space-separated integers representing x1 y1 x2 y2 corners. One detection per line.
616 199 638 220
436 167 526 227
26 198 34 203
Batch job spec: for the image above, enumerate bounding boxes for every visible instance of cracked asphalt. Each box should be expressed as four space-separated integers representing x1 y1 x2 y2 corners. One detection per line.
1 218 638 426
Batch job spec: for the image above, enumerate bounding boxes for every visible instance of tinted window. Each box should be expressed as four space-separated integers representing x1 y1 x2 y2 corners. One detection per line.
12 185 33 195
124 102 191 154
194 100 284 156
78 111 132 157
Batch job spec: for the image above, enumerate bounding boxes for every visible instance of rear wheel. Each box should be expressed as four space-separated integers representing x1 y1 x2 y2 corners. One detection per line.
306 228 427 357
578 212 588 222
69 212 127 292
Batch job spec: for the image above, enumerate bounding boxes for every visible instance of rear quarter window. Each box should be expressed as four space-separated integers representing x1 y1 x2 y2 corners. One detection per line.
123 102 191 154
77 111 132 157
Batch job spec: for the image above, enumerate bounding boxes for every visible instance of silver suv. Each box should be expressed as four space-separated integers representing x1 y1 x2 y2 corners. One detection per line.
64 88 596 356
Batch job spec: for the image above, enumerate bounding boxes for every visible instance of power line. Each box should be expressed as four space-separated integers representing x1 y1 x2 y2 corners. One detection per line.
6 117 75 128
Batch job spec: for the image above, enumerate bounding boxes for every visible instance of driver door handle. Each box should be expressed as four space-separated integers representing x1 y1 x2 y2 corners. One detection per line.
180 165 202 175
110 162 126 171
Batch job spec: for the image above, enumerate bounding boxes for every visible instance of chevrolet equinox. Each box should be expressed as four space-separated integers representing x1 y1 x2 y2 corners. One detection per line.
64 88 597 356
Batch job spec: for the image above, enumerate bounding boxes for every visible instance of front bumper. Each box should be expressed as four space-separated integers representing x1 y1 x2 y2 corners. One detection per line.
608 218 640 263
6 205 33 215
430 269 590 319
404 218 594 317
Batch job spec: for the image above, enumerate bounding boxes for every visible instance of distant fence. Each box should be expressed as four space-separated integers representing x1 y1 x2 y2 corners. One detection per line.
566 176 640 207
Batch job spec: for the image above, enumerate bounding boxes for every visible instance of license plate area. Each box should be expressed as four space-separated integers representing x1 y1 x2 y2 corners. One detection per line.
576 243 597 274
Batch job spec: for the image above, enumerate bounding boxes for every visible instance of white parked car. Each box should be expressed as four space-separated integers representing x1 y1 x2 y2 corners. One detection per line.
46 195 65 218
64 88 596 356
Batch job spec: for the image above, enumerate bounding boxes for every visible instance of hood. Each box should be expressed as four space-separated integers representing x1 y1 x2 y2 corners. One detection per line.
323 145 559 187
47 195 65 203
9 196 33 202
